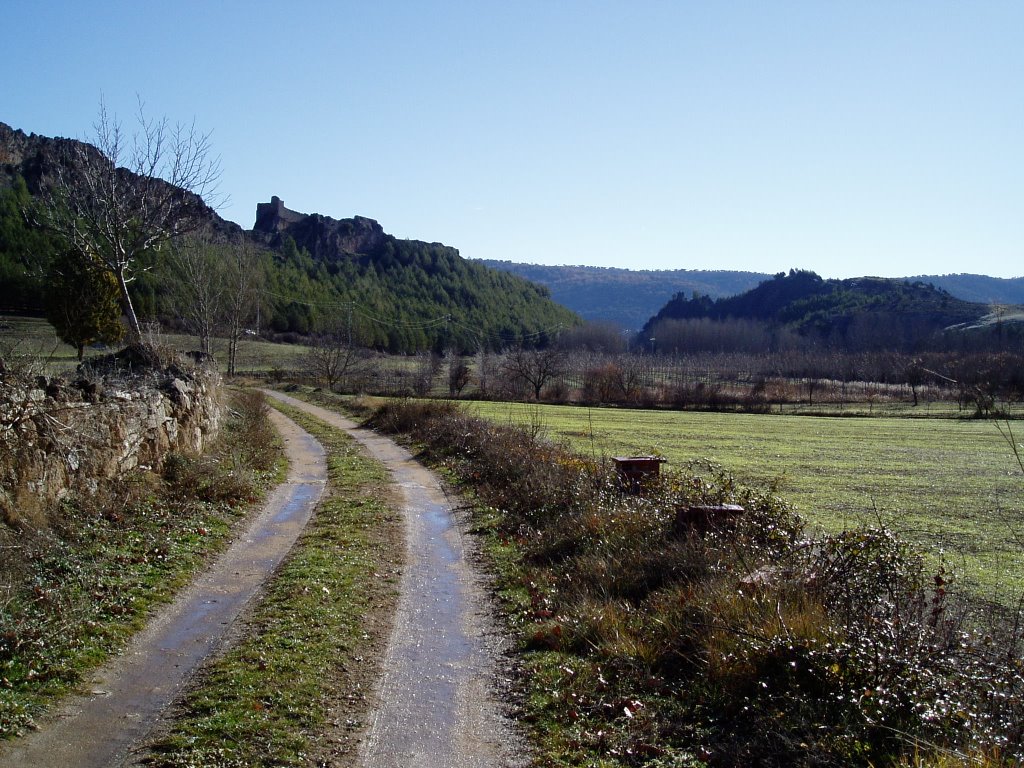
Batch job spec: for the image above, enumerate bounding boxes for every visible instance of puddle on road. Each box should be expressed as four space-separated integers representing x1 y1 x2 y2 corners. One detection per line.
265 391 527 767
271 482 321 524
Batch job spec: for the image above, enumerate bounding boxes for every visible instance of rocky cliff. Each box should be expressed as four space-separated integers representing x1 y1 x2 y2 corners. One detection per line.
0 120 242 241
253 195 388 259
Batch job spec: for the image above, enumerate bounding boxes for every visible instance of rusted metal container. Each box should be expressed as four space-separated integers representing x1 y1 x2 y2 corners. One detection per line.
612 455 666 492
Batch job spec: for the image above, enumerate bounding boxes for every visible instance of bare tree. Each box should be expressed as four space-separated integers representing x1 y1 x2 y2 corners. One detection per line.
475 349 495 397
613 353 646 401
502 345 566 400
40 99 223 340
165 234 226 355
413 351 442 396
447 351 471 397
222 242 264 376
303 328 371 391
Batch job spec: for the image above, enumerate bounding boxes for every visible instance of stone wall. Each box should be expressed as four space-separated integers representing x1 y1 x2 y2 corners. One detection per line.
0 365 222 526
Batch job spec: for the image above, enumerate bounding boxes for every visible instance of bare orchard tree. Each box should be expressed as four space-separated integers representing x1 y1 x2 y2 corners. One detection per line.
41 99 223 340
222 241 264 376
413 351 443 396
614 353 647 401
502 345 566 400
165 233 226 355
302 326 371 391
475 348 496 397
447 350 472 397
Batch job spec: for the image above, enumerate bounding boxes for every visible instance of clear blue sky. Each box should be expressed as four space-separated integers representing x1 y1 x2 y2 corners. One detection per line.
4 1 1022 279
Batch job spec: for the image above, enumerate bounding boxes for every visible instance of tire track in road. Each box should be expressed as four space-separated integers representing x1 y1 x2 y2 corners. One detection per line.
264 391 526 768
0 408 327 768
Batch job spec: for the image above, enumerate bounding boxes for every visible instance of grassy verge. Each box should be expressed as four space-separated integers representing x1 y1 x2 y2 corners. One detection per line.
368 399 1023 768
141 400 401 767
464 400 1024 603
0 390 282 739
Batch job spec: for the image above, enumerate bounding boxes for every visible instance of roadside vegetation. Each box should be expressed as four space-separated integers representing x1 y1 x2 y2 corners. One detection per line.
0 390 280 739
365 397 1024 767
142 400 401 768
466 401 1024 604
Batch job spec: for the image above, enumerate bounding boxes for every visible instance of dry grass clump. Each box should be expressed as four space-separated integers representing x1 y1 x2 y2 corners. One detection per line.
368 398 1024 767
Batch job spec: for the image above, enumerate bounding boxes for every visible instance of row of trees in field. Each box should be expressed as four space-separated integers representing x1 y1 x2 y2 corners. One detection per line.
295 335 1024 416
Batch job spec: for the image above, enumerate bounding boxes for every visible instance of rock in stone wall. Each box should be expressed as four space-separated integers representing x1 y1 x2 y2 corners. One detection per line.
0 366 222 527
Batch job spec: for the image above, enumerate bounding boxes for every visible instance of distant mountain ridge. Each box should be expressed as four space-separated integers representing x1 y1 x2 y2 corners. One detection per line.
478 260 770 330
906 273 1024 305
481 260 1024 331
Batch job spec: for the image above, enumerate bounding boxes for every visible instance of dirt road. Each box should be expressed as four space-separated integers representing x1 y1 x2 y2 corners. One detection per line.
0 409 327 768
1 393 525 767
265 391 526 768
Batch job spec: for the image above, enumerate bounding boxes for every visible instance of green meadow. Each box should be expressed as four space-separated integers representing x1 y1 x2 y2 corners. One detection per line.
464 400 1024 603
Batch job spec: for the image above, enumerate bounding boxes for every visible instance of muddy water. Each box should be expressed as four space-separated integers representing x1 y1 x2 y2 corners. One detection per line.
264 392 525 768
0 410 327 768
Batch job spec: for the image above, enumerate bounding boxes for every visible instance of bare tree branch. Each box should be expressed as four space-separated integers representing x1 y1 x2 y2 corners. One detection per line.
38 98 224 340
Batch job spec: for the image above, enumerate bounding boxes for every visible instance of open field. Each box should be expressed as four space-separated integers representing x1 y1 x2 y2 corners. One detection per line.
0 315 308 374
465 400 1024 603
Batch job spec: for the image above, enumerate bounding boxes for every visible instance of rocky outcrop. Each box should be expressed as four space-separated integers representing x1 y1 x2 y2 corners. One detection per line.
253 196 388 260
0 360 222 527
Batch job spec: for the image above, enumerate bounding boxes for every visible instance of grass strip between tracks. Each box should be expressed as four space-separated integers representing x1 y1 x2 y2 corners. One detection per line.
142 400 402 768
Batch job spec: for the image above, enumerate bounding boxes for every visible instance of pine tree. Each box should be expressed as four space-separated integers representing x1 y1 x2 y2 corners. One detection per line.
46 246 125 360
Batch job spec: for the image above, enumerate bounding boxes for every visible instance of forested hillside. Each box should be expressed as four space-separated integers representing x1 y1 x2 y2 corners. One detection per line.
245 201 578 352
0 121 578 353
482 260 1024 331
643 269 1018 353
908 272 1024 305
480 259 768 330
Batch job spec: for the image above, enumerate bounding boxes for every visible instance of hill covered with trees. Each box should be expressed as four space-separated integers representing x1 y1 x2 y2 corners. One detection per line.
907 272 1024 305
642 269 1019 353
480 260 769 330
0 121 578 354
245 198 578 352
482 260 1024 333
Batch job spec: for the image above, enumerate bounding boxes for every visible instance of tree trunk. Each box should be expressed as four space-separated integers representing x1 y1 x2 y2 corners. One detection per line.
116 270 142 341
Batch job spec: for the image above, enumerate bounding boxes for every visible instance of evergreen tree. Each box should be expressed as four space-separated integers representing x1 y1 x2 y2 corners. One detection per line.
45 246 125 360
